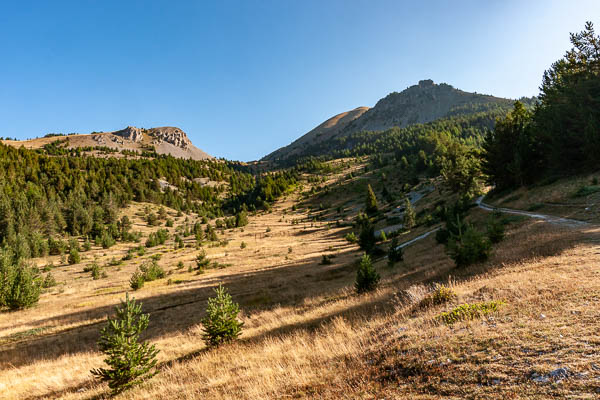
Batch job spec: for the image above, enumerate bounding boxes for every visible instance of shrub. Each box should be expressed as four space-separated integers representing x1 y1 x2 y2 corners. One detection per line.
139 261 165 281
165 218 174 228
486 216 505 244
365 184 378 214
417 284 457 310
436 301 504 325
240 241 247 249
447 226 491 268
403 198 416 229
176 261 184 270
356 213 376 254
83 238 92 252
91 263 102 280
130 269 145 290
2 262 42 310
42 272 57 288
91 293 159 394
387 237 403 267
320 254 333 265
235 211 248 227
68 248 80 265
355 254 380 294
345 232 357 243
101 232 116 249
201 285 244 347
195 250 210 272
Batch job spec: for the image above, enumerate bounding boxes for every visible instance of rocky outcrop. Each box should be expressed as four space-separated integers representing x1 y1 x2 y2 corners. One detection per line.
113 126 144 142
148 127 192 149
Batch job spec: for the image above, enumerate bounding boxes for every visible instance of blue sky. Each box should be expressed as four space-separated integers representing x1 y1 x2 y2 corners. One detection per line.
1 1 598 161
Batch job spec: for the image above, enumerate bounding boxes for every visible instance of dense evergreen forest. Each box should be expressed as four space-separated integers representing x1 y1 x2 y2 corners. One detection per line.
484 22 600 190
0 144 297 262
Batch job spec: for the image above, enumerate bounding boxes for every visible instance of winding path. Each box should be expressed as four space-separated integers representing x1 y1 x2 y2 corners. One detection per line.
393 195 588 252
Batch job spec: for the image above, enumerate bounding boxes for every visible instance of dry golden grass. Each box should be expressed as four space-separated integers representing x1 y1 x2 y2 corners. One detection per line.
1 165 599 399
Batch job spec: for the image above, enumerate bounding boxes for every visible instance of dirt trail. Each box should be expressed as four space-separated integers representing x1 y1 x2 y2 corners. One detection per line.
475 196 588 227
393 196 589 252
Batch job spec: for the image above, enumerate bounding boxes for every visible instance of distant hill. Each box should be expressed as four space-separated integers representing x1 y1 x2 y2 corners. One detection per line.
264 107 369 161
1 126 212 160
263 80 517 162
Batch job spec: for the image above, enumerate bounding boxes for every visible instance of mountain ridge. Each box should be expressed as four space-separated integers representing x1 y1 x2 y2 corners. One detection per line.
262 80 514 162
1 125 212 160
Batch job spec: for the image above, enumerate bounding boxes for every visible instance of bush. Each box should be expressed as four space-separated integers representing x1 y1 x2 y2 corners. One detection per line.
90 263 102 280
91 293 159 394
101 232 116 249
240 241 247 249
320 254 333 265
447 225 491 268
130 269 145 290
42 272 57 288
68 248 80 265
2 262 42 310
139 261 165 281
345 232 357 243
436 301 504 325
201 285 244 347
356 213 376 254
417 284 456 310
195 250 210 272
355 254 380 294
387 237 403 267
486 216 505 244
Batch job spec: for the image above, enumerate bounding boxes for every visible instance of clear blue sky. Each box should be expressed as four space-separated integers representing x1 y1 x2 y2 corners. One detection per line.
1 1 598 161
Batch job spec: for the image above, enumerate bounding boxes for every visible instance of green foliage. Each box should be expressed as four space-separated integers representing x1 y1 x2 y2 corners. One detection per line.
240 241 247 249
387 237 403 267
432 133 483 198
320 254 333 265
355 254 380 294
201 285 244 347
486 215 506 244
101 232 116 249
42 272 57 288
129 269 145 290
195 250 210 272
417 284 457 310
345 232 357 243
403 198 416 229
145 229 169 248
235 210 249 227
90 262 102 280
356 213 376 254
68 248 80 265
91 293 159 395
447 223 491 268
436 301 504 325
139 261 165 281
484 23 600 187
0 258 41 310
573 185 600 198
365 184 378 214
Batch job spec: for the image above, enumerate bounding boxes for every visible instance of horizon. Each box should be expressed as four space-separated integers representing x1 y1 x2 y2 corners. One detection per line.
1 1 598 161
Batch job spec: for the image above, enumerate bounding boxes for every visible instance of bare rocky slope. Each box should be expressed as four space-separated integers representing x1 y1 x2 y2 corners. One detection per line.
2 126 212 160
263 79 513 162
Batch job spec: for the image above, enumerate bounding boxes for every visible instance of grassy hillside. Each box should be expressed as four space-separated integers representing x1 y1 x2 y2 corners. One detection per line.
1 158 598 399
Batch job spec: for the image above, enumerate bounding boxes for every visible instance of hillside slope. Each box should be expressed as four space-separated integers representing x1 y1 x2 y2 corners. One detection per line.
264 80 516 163
1 126 212 160
263 107 369 161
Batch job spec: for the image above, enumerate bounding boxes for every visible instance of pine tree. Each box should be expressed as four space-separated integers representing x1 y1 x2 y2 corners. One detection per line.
355 254 379 294
387 237 403 267
403 198 416 230
91 293 159 395
68 247 80 265
365 184 378 214
201 284 244 347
